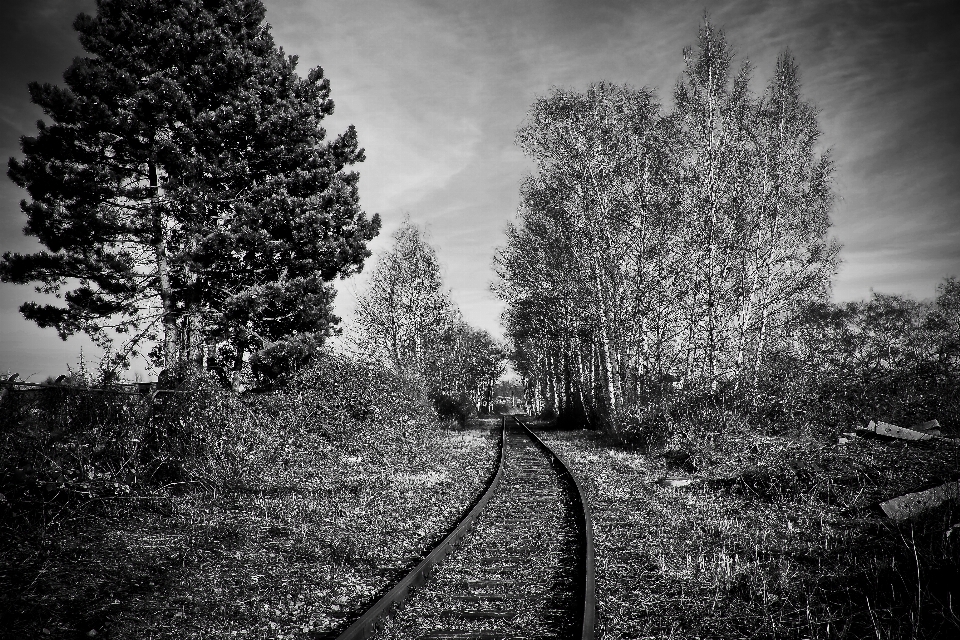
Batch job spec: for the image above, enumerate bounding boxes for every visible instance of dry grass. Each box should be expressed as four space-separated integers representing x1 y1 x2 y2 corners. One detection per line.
537 421 960 639
0 430 498 638
0 363 500 639
6 365 956 639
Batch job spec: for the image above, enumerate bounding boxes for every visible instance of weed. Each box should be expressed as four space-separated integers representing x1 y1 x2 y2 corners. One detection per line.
0 352 498 638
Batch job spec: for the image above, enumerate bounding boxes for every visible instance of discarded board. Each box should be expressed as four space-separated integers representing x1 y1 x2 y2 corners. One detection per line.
859 420 958 446
657 476 697 488
861 420 933 441
913 419 942 436
880 481 960 521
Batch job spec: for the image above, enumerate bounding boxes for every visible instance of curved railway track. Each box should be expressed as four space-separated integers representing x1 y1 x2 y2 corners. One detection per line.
333 415 595 640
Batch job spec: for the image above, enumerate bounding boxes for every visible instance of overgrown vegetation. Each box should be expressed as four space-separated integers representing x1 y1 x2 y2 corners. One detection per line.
495 19 960 449
0 352 498 638
352 220 506 419
598 278 960 452
539 423 960 640
492 17 959 638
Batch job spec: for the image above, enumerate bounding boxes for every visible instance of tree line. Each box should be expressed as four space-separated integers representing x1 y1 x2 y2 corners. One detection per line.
2 0 506 406
351 221 506 418
496 20 959 435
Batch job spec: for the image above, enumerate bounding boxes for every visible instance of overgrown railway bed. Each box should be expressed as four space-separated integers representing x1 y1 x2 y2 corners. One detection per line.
331 416 595 640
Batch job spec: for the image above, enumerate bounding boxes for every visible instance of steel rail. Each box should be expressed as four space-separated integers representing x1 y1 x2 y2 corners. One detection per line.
334 418 507 640
513 415 596 640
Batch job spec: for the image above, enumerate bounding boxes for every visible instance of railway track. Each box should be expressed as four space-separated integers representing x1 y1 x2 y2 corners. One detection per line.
333 415 595 640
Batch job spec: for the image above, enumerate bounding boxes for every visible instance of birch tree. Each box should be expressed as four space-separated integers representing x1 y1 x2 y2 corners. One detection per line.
354 221 453 378
496 18 841 431
513 82 664 415
354 219 506 411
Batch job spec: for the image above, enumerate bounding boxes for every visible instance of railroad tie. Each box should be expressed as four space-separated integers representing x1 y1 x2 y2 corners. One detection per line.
439 609 519 621
463 579 516 589
479 554 526 566
419 631 541 640
372 554 423 574
448 593 509 603
336 418 595 640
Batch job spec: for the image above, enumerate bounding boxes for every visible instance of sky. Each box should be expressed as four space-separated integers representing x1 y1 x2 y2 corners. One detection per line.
1 0 958 380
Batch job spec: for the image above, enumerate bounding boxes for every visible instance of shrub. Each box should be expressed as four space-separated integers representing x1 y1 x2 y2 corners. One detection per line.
610 403 670 449
249 333 325 387
428 391 475 425
154 352 439 485
0 389 151 517
538 403 557 420
0 350 455 495
143 374 281 486
752 284 960 437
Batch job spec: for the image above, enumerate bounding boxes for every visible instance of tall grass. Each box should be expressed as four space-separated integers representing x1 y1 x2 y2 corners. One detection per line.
0 351 439 496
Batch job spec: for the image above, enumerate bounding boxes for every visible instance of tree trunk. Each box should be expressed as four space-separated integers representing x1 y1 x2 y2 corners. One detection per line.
591 257 618 416
150 158 178 370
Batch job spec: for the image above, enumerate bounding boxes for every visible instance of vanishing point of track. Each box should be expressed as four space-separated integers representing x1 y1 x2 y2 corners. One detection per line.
333 416 595 640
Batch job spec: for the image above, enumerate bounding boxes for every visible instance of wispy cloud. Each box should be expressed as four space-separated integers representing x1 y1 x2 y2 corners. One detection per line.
2 0 958 376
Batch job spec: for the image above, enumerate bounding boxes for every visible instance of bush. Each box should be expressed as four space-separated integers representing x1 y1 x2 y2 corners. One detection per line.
754 284 960 436
538 403 557 420
249 333 325 387
429 391 475 425
161 352 440 484
143 374 279 486
0 350 444 494
0 391 151 516
611 403 670 449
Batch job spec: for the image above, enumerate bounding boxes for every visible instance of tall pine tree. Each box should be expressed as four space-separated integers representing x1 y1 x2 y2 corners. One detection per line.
2 0 380 377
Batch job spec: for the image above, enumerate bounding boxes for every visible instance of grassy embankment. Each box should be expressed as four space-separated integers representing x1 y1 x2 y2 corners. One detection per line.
5 351 957 639
536 416 959 640
0 356 498 639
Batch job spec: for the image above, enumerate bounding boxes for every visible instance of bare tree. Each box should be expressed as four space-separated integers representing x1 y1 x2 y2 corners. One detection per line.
354 221 454 378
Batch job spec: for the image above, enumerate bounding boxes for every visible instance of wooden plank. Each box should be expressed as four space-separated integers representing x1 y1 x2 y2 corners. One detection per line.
594 520 640 527
860 420 958 446
479 555 525 566
860 420 934 441
448 594 509 603
463 579 515 589
657 476 698 488
419 632 532 640
880 481 960 521
914 419 940 432
442 610 517 620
